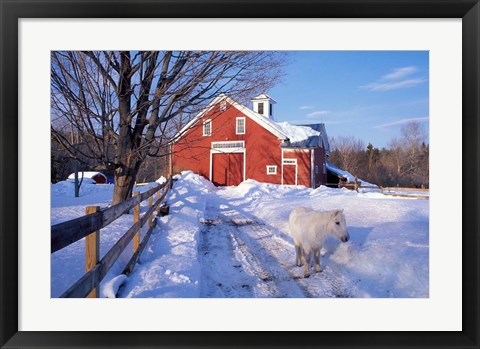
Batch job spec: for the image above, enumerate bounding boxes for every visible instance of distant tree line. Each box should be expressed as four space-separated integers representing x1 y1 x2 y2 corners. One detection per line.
328 121 429 188
51 131 169 184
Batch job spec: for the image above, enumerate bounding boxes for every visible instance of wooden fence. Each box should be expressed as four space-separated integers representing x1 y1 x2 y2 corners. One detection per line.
51 178 171 298
379 186 429 199
326 182 429 198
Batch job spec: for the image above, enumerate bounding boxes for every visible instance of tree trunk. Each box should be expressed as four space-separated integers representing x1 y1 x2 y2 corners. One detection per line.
111 152 143 205
71 159 83 198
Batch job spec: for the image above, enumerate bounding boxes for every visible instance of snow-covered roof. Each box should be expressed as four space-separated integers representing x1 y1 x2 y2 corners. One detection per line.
280 123 330 151
274 122 320 143
325 163 356 182
174 94 329 149
67 171 107 180
251 93 277 104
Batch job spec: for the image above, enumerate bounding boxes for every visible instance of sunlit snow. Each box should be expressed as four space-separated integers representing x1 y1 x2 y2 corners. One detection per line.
51 171 429 298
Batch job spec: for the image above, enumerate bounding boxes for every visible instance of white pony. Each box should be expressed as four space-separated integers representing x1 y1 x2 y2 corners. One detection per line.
288 207 349 277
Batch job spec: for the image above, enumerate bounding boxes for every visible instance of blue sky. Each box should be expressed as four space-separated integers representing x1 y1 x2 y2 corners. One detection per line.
268 51 429 148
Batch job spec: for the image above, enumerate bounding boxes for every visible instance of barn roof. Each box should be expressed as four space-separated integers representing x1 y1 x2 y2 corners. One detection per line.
251 93 277 104
174 94 288 141
67 171 107 180
174 94 329 150
325 163 356 182
282 123 330 152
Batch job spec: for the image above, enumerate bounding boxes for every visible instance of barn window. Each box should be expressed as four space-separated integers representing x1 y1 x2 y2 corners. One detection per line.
212 141 244 149
266 166 277 175
203 119 212 136
220 100 227 111
258 102 264 115
283 159 297 165
323 163 326 174
315 165 319 174
236 117 245 134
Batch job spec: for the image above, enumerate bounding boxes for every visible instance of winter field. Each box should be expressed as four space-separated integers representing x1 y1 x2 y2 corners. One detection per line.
51 171 429 298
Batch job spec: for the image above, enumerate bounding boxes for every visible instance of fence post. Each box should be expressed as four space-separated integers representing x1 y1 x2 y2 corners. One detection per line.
133 191 140 253
85 205 100 298
148 194 153 228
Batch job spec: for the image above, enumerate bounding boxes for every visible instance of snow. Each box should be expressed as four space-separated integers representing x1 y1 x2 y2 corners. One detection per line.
326 162 379 187
67 171 107 182
155 176 167 184
326 162 357 182
51 171 429 298
271 121 320 143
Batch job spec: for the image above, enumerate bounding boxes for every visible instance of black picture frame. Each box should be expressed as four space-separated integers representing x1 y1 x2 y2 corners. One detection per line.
1 0 478 348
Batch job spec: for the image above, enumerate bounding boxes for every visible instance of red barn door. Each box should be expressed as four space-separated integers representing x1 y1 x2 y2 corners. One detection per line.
212 153 244 186
283 159 297 185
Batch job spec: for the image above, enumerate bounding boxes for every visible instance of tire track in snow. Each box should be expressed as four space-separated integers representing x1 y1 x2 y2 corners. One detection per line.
237 219 355 298
198 219 255 298
200 194 355 298
199 199 291 297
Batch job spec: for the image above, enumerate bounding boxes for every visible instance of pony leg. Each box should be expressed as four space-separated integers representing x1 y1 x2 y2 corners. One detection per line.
313 248 321 272
295 242 303 266
303 250 312 278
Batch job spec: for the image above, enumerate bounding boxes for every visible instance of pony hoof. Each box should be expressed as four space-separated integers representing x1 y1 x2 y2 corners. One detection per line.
304 273 310 278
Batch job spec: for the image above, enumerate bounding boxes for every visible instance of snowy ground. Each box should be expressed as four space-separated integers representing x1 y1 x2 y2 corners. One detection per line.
51 171 429 298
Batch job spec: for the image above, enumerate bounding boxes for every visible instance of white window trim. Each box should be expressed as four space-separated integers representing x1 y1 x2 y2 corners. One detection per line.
211 141 245 152
266 165 277 175
220 100 227 112
203 119 212 136
283 158 297 165
236 117 246 135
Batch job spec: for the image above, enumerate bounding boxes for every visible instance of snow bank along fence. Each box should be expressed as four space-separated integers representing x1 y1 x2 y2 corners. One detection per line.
51 178 172 298
379 186 429 199
327 179 429 198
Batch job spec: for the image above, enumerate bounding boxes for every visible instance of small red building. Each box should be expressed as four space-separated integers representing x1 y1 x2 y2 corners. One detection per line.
173 94 330 188
67 171 107 184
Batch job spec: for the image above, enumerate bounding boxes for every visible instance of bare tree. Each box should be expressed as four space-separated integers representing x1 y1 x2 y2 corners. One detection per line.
385 121 428 187
328 122 428 188
329 136 365 175
51 51 285 204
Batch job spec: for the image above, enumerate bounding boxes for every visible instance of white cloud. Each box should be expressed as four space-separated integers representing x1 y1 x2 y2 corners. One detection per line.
374 116 429 129
361 66 426 91
362 78 426 91
318 119 352 125
299 105 314 110
382 66 418 80
306 110 330 118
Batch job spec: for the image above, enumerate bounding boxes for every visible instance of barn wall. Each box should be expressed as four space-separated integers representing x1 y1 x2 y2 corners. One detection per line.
173 100 328 188
92 174 107 184
313 147 327 187
283 149 311 187
244 118 282 184
173 102 282 184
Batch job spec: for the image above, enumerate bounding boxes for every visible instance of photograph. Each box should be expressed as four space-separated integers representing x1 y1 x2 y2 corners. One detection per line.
51 50 430 299
1 0 478 346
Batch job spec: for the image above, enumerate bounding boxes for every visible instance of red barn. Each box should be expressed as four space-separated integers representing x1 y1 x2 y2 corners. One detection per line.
173 94 330 188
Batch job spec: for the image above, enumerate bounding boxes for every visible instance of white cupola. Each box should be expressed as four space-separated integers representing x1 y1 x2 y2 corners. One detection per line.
251 94 277 119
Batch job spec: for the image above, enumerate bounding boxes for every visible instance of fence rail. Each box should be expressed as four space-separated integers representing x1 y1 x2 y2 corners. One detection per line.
325 182 429 198
52 177 171 298
380 186 429 192
52 181 168 253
